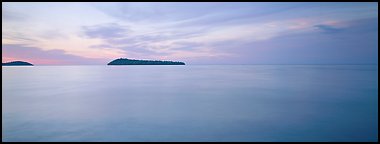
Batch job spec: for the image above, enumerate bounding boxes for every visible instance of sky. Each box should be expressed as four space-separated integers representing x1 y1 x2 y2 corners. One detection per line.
2 2 378 65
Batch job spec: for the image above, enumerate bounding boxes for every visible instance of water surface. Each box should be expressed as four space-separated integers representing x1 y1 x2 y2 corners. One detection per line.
2 65 378 142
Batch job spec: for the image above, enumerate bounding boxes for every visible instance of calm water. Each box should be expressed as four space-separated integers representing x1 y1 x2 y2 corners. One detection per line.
2 65 378 142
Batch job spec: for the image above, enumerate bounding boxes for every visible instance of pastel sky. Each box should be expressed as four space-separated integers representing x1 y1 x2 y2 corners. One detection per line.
2 2 378 65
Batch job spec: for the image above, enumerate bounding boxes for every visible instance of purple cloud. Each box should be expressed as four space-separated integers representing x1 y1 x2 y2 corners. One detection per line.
222 18 378 65
82 23 130 39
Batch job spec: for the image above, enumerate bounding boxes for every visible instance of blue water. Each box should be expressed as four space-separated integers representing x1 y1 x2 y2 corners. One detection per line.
2 65 378 142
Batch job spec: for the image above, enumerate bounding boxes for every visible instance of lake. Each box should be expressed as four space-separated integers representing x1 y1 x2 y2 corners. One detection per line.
2 65 378 142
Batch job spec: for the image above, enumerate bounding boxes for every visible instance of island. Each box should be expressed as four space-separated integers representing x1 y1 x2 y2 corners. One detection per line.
2 61 33 66
107 58 185 65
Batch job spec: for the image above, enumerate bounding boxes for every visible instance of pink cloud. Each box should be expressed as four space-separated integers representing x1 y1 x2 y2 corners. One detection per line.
2 44 108 65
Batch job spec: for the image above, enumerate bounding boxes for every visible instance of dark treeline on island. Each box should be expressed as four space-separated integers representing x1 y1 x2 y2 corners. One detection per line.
2 61 33 66
108 58 185 65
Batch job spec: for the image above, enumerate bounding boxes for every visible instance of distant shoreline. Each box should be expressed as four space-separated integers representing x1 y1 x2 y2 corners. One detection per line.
2 61 33 66
107 58 185 65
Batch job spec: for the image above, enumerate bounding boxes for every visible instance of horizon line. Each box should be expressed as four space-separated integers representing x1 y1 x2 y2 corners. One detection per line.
2 64 379 66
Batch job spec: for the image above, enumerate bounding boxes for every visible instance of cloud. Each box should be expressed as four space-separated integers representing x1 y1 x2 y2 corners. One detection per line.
91 3 231 23
82 23 130 39
2 44 107 65
314 24 343 34
2 33 36 43
4 2 376 65
2 5 28 22
82 22 209 60
218 17 378 65
89 44 115 49
62 3 379 64
38 29 67 40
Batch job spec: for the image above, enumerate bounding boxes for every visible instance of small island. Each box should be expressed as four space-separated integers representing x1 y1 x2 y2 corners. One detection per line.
2 61 33 66
108 58 185 65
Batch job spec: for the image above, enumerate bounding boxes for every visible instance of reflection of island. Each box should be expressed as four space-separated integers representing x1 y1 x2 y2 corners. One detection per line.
2 61 33 66
108 58 185 65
